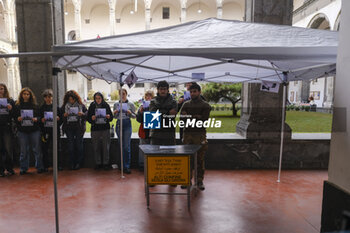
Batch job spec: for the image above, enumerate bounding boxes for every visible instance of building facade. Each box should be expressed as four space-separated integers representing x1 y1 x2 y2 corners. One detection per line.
0 0 341 104
0 0 21 98
290 0 341 108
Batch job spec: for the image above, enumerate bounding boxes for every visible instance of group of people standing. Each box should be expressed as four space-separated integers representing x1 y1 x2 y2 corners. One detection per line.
0 81 211 190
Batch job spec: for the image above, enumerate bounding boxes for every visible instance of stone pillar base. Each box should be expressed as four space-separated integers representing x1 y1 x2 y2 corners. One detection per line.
236 119 291 140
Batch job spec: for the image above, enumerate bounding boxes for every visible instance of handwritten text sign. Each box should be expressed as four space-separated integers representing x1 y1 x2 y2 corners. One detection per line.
147 156 190 185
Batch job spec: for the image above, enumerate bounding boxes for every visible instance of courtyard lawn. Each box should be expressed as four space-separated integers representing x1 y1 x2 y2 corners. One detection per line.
85 111 333 133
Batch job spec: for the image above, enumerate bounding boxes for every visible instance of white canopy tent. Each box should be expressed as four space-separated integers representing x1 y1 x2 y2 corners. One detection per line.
53 18 337 85
0 18 337 233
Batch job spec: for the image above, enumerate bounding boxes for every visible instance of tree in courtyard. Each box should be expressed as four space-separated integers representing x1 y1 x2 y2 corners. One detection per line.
202 83 241 116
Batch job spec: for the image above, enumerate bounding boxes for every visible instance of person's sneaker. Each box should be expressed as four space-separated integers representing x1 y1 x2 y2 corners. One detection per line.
181 181 192 189
20 170 27 175
7 169 15 175
124 168 131 174
0 170 5 177
94 164 101 170
103 165 111 170
198 181 205 191
37 169 44 174
74 164 80 170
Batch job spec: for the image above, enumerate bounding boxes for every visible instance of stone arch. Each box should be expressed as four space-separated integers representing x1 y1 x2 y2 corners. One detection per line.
222 0 244 21
151 0 181 29
186 0 216 22
67 30 76 41
88 4 110 38
116 1 145 35
307 13 331 30
334 11 341 31
64 0 75 40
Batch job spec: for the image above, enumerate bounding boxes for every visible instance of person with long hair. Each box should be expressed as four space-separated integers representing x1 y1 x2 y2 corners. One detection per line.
14 87 44 175
0 83 15 177
87 92 113 170
113 88 136 174
136 90 154 170
61 90 87 170
39 89 63 171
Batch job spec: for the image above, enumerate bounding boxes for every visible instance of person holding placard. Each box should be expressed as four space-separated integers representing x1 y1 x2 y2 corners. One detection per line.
113 88 136 174
61 90 87 170
0 83 15 177
14 87 44 175
39 89 63 171
180 83 211 191
87 92 113 170
136 90 154 169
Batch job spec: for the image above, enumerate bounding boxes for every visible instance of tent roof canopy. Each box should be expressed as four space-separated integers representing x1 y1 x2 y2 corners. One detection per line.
53 18 338 84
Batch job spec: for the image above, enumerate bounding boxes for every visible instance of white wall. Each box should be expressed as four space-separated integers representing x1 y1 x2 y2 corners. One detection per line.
328 0 350 194
309 78 325 107
288 81 302 104
116 3 145 35
64 2 75 41
151 1 181 29
222 1 244 21
186 1 216 22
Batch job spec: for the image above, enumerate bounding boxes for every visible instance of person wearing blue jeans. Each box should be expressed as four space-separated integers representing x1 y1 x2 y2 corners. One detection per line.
113 88 136 174
18 131 43 173
14 87 44 174
116 118 132 172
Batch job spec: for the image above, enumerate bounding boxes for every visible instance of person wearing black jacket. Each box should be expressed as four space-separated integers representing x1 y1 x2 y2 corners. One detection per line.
39 89 63 171
0 83 15 177
87 92 113 170
177 82 206 142
61 90 87 170
14 87 44 175
149 81 178 145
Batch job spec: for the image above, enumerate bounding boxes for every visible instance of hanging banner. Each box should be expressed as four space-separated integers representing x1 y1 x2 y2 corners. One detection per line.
191 73 205 81
260 81 280 93
124 71 138 88
147 156 190 185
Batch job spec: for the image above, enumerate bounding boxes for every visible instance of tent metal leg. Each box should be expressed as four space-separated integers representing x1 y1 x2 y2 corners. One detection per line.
52 70 60 233
119 74 125 179
277 80 287 183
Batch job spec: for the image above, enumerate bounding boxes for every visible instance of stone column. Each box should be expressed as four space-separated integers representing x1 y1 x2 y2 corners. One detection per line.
144 0 152 30
3 10 12 41
6 58 17 96
108 0 117 35
72 0 82 41
180 0 187 23
216 0 223 19
323 76 334 109
16 0 66 104
301 80 310 103
321 1 350 231
9 9 17 42
236 0 293 140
